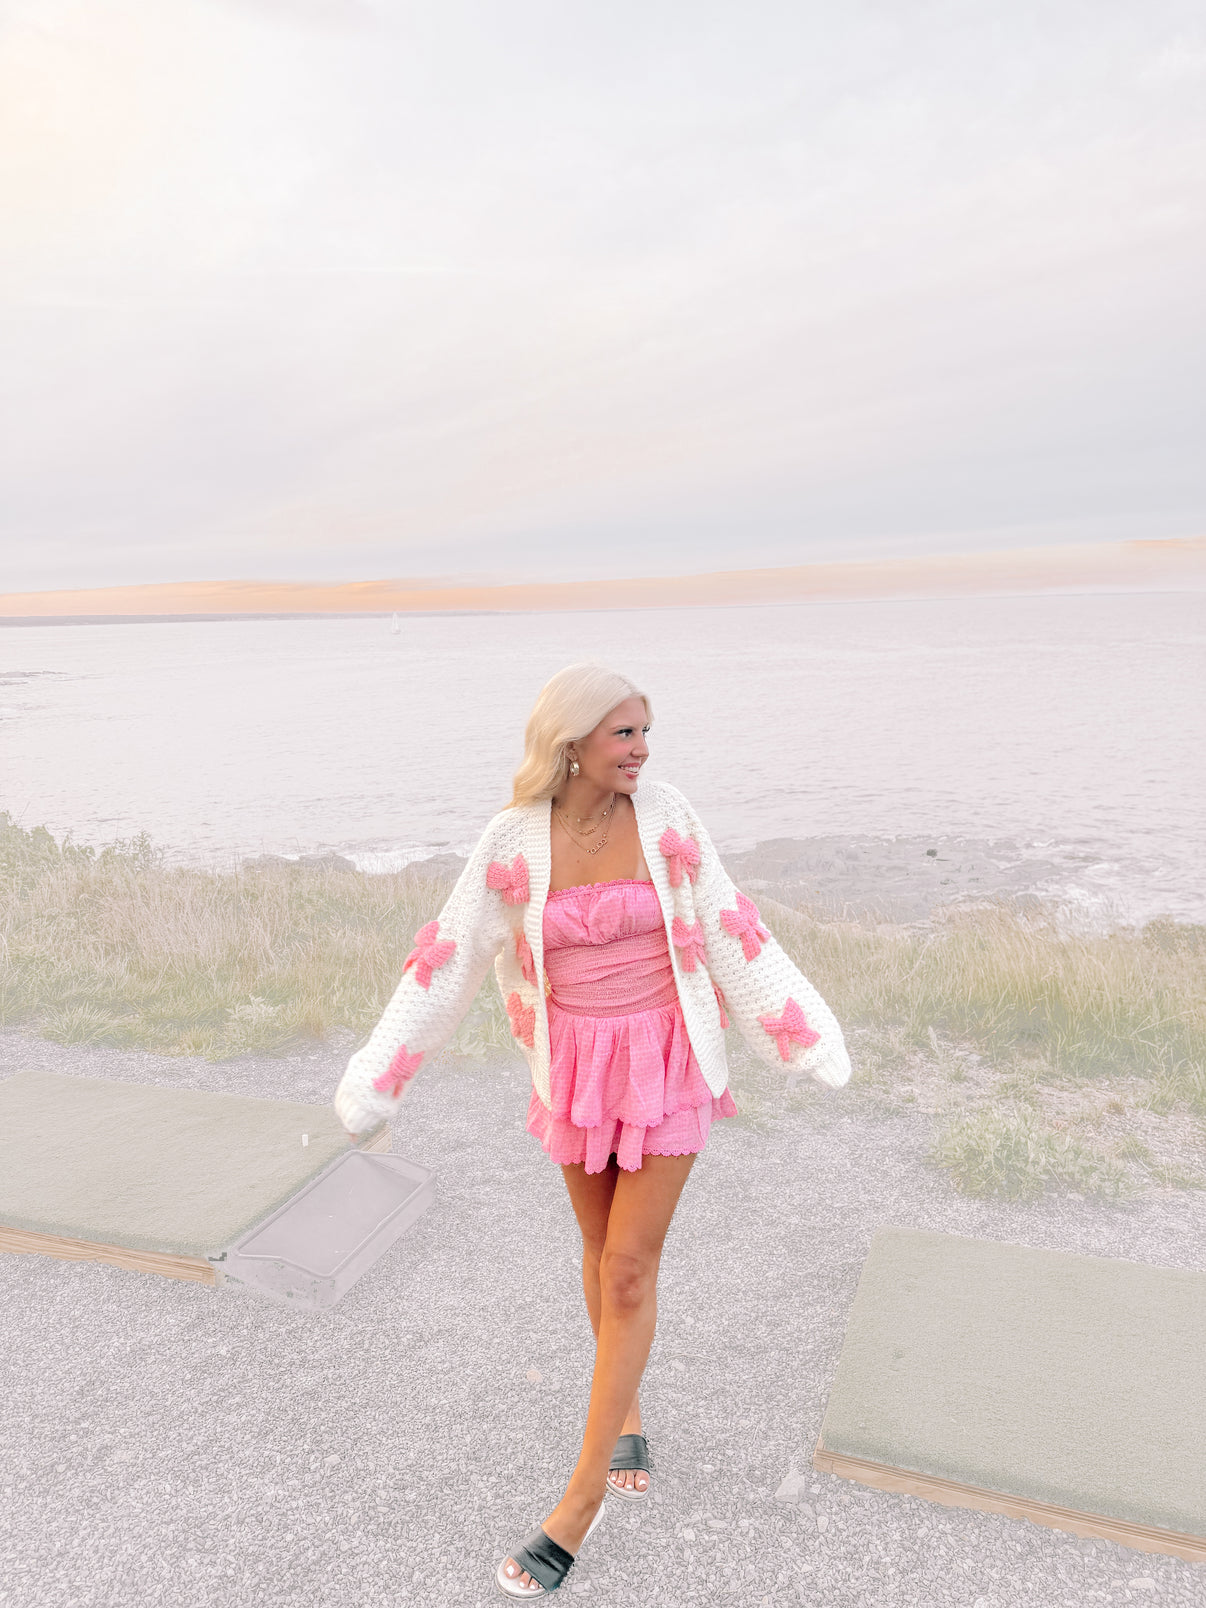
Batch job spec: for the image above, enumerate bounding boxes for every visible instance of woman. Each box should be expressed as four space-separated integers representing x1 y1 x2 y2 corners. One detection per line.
333 662 852 1597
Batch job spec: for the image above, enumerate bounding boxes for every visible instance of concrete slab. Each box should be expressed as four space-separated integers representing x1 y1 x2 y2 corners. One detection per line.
815 1225 1206 1559
0 1068 388 1257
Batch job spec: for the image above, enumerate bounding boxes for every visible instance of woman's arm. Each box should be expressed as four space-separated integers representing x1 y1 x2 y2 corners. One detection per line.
332 817 516 1134
665 786 852 1090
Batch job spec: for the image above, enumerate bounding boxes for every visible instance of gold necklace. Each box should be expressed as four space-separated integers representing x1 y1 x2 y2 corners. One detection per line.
555 791 615 835
562 794 615 833
555 793 617 855
556 812 613 855
554 807 609 846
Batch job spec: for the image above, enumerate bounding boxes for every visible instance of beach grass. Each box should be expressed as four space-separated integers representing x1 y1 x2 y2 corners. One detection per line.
0 812 513 1064
2 812 1203 1203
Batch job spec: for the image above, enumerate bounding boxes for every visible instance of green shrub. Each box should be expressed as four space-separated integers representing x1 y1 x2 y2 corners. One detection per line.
927 1104 1137 1203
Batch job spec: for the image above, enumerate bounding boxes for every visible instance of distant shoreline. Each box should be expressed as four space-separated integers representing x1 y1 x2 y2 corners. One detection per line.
0 611 509 626
0 585 1199 626
3 535 1203 620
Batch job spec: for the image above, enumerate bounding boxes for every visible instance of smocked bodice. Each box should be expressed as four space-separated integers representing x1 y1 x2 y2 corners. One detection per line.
542 878 678 1017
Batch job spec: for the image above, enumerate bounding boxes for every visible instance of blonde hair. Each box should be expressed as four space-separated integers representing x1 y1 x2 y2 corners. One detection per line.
508 662 653 808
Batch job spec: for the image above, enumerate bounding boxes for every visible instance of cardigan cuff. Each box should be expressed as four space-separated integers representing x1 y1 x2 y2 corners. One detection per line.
334 1079 392 1137
801 1041 852 1090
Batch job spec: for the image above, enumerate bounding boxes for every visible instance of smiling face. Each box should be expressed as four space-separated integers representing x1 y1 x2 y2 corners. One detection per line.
567 695 651 797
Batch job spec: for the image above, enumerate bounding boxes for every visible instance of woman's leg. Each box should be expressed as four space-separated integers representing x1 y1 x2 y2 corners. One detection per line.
567 1151 696 1508
554 1156 699 1545
501 1150 698 1592
560 1156 646 1485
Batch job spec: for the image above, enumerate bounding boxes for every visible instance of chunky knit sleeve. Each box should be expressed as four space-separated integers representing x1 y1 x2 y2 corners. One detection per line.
332 814 518 1135
666 788 852 1090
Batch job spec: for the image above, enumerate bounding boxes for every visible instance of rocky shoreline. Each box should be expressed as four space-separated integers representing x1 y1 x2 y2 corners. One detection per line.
344 831 1167 934
722 832 1103 928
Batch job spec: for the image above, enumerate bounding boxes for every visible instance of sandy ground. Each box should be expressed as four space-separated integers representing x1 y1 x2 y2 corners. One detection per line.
2 1027 1204 1608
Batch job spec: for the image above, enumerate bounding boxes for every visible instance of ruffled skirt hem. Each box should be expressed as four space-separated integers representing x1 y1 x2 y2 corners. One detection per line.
526 1084 739 1173
525 999 738 1173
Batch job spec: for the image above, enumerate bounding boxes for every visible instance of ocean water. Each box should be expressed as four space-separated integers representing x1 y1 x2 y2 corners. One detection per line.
2 592 1203 930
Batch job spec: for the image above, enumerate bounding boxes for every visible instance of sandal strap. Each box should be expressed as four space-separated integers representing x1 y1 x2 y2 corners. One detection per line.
508 1524 576 1591
609 1432 655 1473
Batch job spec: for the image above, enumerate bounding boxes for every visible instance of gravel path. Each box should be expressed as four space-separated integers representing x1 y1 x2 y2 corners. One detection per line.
2 1028 1204 1608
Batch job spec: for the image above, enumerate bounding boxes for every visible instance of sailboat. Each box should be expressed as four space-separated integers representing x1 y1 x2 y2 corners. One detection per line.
389 612 401 635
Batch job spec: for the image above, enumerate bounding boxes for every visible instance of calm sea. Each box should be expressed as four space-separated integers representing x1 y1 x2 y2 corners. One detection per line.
2 592 1203 928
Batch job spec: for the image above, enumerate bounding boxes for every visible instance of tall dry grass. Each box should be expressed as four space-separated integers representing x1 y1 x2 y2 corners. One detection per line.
0 812 509 1059
765 899 1206 1115
2 812 1204 1205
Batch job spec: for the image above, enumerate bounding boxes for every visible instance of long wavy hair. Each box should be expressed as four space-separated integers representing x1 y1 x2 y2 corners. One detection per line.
507 662 653 809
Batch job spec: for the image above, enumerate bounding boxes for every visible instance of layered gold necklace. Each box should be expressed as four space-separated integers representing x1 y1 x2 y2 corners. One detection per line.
553 791 617 856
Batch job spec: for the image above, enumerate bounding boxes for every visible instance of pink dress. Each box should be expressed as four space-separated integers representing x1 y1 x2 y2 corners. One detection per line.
525 877 739 1174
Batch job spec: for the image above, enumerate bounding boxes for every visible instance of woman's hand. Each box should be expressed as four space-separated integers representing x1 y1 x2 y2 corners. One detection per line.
342 1126 365 1145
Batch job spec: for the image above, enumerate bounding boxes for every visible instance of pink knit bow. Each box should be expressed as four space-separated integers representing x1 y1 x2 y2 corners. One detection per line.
515 930 537 987
506 991 535 1048
487 853 529 905
403 921 457 989
671 917 706 971
720 892 770 961
372 1044 424 1098
659 828 700 887
759 997 821 1061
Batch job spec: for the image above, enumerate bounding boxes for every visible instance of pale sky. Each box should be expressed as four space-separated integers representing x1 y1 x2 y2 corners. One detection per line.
2 0 1204 591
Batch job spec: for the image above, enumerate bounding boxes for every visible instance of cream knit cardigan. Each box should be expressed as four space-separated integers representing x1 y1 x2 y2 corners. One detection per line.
332 778 852 1136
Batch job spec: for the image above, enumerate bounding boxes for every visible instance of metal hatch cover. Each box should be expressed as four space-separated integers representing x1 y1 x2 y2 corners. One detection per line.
213 1149 435 1311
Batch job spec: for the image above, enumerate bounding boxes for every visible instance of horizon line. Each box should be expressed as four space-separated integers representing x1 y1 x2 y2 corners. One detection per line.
1 584 1203 628
2 534 1204 618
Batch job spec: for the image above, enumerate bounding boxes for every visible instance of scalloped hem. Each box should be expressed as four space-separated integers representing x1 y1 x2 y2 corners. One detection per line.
526 1084 738 1174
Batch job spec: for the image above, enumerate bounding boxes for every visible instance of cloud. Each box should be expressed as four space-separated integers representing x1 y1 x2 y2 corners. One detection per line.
1 0 1204 589
215 0 379 26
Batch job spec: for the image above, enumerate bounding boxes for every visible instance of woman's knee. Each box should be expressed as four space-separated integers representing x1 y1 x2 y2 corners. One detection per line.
598 1247 657 1307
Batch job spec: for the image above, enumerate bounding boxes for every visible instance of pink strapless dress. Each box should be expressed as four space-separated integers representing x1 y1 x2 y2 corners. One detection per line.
525 878 738 1174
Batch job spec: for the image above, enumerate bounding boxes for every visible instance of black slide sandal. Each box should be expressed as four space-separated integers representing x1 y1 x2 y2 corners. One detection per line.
495 1501 606 1597
607 1432 655 1501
